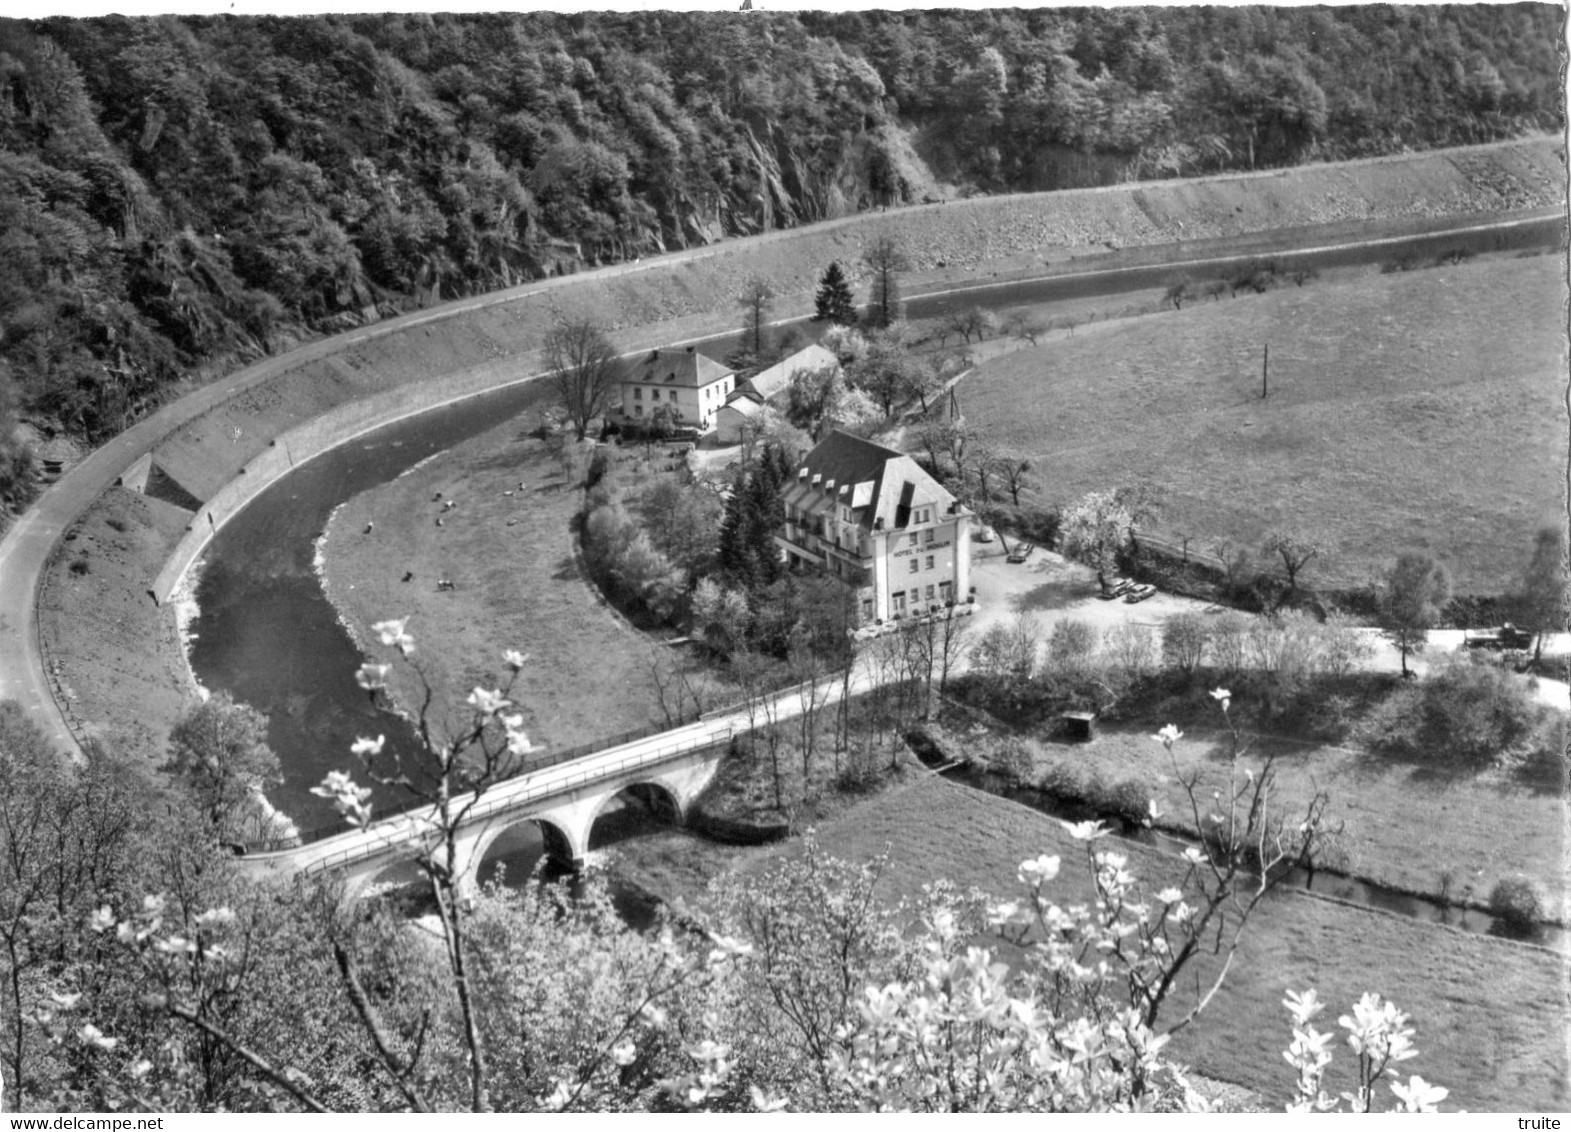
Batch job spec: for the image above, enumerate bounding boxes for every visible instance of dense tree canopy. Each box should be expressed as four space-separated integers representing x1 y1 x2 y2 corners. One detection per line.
0 8 1560 451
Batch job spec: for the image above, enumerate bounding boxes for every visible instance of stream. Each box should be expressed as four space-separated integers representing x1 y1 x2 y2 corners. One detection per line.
928 756 1566 951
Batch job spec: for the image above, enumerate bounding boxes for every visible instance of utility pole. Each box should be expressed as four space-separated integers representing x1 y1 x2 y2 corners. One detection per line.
1261 343 1270 399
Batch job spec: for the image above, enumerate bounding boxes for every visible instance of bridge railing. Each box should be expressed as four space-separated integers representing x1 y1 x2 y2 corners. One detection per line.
262 723 736 876
243 717 712 853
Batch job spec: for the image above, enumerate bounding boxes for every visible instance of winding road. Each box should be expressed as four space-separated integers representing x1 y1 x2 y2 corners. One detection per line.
0 195 1563 759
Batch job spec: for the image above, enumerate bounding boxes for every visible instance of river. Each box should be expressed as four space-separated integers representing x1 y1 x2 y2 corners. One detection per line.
183 221 1563 928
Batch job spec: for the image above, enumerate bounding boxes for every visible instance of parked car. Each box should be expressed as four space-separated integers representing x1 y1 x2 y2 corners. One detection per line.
1006 542 1034 564
976 525 996 543
1099 577 1133 600
1461 623 1533 650
1124 583 1157 603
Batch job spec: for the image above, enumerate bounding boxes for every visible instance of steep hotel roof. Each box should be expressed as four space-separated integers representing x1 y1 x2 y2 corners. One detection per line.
784 430 956 534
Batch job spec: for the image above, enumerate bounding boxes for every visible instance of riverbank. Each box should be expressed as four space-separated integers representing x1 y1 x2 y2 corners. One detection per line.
17 137 1563 767
316 422 691 759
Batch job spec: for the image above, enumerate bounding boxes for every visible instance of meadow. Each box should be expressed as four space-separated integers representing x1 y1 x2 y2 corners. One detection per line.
320 426 684 757
985 708 1565 923
779 773 1567 1112
961 252 1567 594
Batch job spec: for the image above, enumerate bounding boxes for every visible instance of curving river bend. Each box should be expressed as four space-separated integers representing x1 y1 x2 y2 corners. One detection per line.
184 226 1565 939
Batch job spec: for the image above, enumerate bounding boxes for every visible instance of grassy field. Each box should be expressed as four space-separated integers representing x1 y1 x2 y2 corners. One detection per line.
774 774 1567 1112
942 687 1566 924
319 425 691 757
961 252 1567 594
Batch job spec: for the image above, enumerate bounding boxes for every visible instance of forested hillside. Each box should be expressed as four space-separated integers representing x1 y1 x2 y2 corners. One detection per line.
0 7 1561 474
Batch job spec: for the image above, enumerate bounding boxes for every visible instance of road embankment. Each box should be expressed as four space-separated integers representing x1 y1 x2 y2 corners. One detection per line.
9 136 1566 760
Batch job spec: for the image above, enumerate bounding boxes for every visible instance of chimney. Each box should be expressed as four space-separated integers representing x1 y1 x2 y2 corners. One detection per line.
685 345 695 353
811 474 822 487
798 467 809 480
824 478 835 493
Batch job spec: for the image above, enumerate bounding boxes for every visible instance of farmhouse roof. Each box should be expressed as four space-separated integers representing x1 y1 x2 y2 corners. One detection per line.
782 430 957 534
722 386 766 410
625 346 731 389
745 343 840 402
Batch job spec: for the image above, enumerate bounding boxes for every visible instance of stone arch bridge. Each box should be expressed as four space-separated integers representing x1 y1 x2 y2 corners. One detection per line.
237 717 737 900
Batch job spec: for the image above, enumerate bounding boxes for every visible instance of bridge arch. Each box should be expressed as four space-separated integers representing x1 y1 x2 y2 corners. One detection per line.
466 814 582 888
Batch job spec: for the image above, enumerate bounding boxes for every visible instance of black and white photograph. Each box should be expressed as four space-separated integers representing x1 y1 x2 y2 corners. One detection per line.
0 1 1565 1115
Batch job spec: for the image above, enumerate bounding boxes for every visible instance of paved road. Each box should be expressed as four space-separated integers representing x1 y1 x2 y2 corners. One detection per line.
1 200 1562 758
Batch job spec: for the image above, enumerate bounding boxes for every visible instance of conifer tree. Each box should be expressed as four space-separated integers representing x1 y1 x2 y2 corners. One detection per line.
814 261 857 325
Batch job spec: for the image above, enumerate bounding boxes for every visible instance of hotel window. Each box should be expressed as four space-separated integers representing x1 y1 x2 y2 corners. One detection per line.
908 558 919 574
924 555 934 570
925 585 935 601
668 390 677 402
909 589 920 605
924 529 934 544
633 404 643 416
907 533 918 549
939 581 952 602
862 599 873 620
633 387 642 400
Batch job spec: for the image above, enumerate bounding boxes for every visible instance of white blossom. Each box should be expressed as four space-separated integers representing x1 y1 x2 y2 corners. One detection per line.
78 1024 118 1051
350 734 386 758
1018 853 1062 885
355 663 391 691
1390 1075 1449 1112
467 686 511 716
372 617 415 655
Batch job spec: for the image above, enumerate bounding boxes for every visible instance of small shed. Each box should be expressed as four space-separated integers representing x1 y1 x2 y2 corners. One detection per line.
1059 711 1097 741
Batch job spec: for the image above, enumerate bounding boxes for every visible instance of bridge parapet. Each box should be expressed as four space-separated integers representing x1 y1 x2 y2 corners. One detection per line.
238 719 736 891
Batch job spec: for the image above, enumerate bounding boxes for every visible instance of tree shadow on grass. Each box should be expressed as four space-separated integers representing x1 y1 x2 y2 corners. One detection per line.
1347 741 1481 788
1009 576 1090 613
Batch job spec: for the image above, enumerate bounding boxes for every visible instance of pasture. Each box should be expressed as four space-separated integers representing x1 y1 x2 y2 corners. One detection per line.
320 428 681 756
784 774 1567 1112
960 253 1567 593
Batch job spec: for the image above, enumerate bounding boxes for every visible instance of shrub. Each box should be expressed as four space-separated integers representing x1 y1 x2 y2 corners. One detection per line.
1103 623 1155 682
1356 654 1553 767
1488 877 1546 934
1046 619 1098 669
584 447 615 490
1106 778 1151 826
1424 655 1546 764
991 737 1036 782
1161 612 1210 675
1037 761 1082 800
1208 612 1251 676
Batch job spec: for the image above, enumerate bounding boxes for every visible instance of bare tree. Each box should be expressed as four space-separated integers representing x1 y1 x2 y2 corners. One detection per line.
992 452 1034 507
1261 529 1326 598
544 318 619 441
935 608 972 705
1003 310 1049 345
737 275 775 360
861 232 907 329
